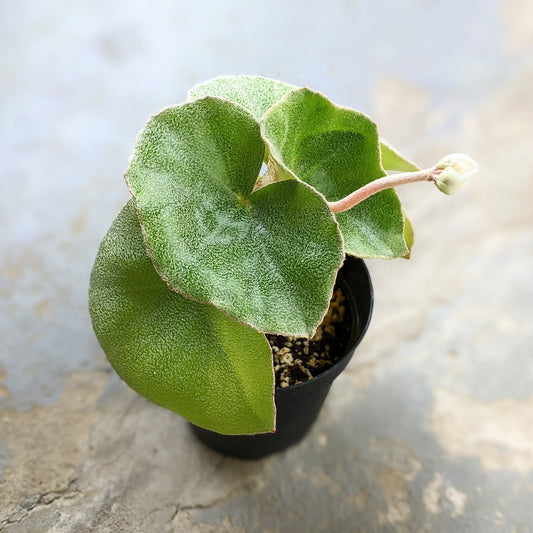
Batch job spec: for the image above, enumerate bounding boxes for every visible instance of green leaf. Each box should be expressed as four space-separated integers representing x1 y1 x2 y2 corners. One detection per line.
89 200 275 435
402 210 414 259
261 88 409 259
188 75 296 120
125 97 344 337
380 138 419 172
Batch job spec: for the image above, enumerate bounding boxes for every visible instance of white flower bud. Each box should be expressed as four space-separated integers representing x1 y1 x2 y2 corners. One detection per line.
434 153 478 195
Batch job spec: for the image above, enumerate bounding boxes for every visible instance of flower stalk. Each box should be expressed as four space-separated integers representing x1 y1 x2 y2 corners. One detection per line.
328 153 478 214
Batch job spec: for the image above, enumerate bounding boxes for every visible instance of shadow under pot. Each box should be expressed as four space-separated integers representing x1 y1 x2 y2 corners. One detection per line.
190 255 373 459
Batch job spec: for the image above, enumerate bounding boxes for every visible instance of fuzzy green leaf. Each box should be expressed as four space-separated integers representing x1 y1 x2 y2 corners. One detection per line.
89 201 275 435
261 88 409 259
189 76 418 174
188 75 296 120
125 97 343 337
380 138 420 172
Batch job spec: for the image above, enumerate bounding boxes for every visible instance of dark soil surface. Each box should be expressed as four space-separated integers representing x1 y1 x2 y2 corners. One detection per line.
266 286 352 388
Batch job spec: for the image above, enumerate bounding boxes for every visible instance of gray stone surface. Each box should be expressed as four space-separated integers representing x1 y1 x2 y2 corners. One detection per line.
1 0 533 531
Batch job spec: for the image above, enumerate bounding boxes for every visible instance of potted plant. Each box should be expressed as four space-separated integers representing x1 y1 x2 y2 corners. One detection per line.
88 76 477 459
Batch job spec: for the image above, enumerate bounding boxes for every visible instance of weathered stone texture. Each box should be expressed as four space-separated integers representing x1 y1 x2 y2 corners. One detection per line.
2 1 533 531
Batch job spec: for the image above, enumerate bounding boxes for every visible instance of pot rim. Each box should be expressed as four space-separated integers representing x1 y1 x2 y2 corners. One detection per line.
275 255 374 394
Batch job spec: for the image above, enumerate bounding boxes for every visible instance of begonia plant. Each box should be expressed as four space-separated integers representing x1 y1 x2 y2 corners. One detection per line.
89 76 477 435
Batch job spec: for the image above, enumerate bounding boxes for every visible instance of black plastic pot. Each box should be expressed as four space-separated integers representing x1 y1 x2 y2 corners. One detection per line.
191 256 373 459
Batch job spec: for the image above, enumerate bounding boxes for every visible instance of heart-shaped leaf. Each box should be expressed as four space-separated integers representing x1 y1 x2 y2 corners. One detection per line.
188 75 296 121
89 200 275 435
261 88 410 259
189 75 415 173
125 97 343 337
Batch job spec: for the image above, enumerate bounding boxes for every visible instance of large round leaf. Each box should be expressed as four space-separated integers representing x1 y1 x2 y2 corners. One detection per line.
261 88 410 259
188 75 416 174
125 97 343 337
188 75 296 121
89 200 275 435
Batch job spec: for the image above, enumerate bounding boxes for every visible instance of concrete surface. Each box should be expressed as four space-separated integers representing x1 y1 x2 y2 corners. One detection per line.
1 1 533 531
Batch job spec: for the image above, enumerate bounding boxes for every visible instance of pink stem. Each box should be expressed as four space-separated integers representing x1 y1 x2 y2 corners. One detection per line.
328 168 436 214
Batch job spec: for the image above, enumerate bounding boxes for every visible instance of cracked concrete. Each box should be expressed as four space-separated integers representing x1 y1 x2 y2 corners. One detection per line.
432 388 533 472
2 0 533 531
